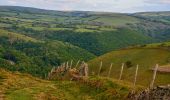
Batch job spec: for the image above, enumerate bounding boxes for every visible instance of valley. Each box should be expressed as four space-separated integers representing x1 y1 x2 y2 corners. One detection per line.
0 6 170 100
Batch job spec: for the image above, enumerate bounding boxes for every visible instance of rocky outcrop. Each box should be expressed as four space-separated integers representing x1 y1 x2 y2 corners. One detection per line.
128 85 170 100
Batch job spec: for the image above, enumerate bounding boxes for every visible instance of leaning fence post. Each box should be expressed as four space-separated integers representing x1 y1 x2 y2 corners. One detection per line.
75 60 80 68
107 63 113 78
70 60 73 69
51 67 55 73
98 61 103 77
150 64 159 89
66 61 69 69
133 64 139 90
119 63 124 80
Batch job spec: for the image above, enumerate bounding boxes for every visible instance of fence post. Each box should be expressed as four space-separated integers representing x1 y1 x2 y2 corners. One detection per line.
84 63 89 77
70 60 73 69
45 73 46 79
133 64 139 90
51 67 55 73
66 61 69 70
150 64 159 89
98 61 103 77
107 63 113 78
119 63 124 80
75 60 80 68
47 72 50 80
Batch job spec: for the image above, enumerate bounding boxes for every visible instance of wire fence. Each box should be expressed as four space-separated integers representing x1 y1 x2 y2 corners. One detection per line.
47 60 162 90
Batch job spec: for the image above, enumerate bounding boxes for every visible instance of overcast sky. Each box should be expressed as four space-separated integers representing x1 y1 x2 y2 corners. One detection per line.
0 0 170 13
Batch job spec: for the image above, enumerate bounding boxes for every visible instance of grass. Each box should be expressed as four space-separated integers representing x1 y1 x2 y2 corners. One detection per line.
88 48 170 87
145 41 170 48
0 6 170 92
0 68 142 100
7 89 33 100
74 28 97 33
94 14 139 26
0 29 39 42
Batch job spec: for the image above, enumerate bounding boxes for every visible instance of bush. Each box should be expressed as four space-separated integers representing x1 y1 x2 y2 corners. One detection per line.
125 61 133 68
3 51 17 63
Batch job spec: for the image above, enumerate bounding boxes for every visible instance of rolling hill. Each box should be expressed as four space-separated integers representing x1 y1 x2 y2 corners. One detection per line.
0 68 141 100
0 6 170 85
133 11 170 24
0 6 170 99
1 6 170 56
88 43 170 86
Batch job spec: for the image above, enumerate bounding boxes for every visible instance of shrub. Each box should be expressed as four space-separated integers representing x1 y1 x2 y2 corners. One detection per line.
125 61 133 68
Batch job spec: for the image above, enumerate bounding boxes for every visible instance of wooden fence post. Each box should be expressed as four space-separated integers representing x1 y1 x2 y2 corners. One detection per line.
107 63 113 78
45 73 46 79
75 60 80 68
66 61 69 69
51 67 55 73
150 64 159 89
98 61 103 77
70 60 73 69
47 72 50 80
119 63 124 80
133 64 139 90
84 63 89 77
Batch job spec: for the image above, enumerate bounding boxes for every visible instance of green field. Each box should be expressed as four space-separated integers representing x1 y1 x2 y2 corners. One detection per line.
133 11 170 24
88 47 170 86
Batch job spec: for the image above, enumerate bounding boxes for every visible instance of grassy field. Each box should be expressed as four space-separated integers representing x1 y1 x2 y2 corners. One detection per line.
93 14 139 26
0 68 143 100
133 11 170 24
88 47 170 87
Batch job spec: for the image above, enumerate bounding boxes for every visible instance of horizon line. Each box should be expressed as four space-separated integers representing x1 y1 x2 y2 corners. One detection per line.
0 5 170 14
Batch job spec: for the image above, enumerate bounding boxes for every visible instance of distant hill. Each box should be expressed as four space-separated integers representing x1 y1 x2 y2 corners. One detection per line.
88 43 170 86
1 6 170 55
133 11 170 24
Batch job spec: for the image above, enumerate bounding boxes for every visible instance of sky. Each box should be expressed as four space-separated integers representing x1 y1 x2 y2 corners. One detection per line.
0 0 170 13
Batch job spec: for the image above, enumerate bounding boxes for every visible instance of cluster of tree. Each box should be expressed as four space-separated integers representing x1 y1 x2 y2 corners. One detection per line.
0 34 95 77
0 36 61 77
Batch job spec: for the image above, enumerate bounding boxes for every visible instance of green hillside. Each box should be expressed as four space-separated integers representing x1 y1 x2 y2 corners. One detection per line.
133 11 170 24
0 6 170 85
0 29 95 77
88 47 170 86
0 6 170 99
0 68 141 100
1 6 170 56
44 28 154 55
